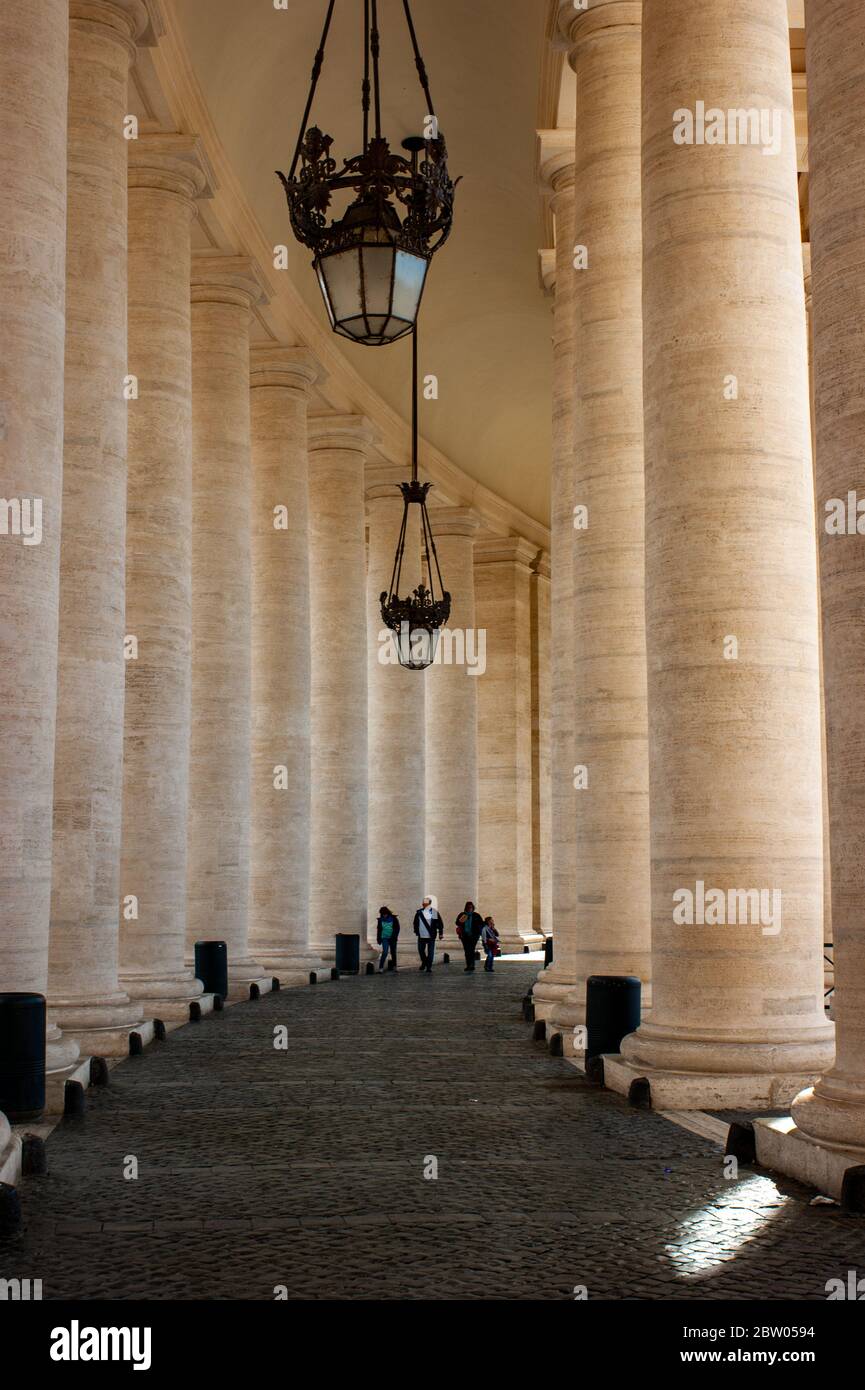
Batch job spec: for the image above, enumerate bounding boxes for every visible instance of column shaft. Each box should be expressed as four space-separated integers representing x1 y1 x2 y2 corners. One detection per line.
792 0 865 1153
187 254 268 991
474 537 541 951
249 347 324 981
0 0 78 1071
120 135 208 1015
308 417 373 957
531 556 552 941
49 0 150 1050
366 472 426 932
615 0 833 1108
424 509 480 943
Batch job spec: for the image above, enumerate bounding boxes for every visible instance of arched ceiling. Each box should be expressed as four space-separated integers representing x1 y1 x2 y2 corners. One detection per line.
171 0 553 527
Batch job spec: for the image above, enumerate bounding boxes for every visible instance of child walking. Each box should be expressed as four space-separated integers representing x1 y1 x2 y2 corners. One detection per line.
481 916 500 973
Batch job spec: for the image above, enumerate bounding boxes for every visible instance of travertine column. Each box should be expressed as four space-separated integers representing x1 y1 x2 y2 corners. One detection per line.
249 346 326 982
425 507 480 943
366 466 425 930
551 0 652 1049
533 132 578 1021
612 0 834 1109
187 254 269 992
119 135 210 1018
308 417 374 957
792 0 865 1154
0 0 77 1072
531 554 552 941
474 537 541 951
48 0 156 1053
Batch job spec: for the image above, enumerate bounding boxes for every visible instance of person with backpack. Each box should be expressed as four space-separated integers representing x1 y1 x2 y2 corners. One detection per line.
376 906 400 972
481 916 501 972
413 896 444 972
455 901 484 973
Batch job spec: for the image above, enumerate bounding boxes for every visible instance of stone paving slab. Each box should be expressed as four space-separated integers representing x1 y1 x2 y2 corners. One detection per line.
2 963 864 1299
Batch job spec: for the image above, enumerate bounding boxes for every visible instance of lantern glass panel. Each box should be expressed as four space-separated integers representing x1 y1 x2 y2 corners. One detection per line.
392 250 428 325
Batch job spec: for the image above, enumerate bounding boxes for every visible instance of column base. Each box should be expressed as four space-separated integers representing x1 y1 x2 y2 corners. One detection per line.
227 976 275 1003
134 994 217 1024
121 971 204 1021
532 962 576 1022
49 995 145 1056
254 952 330 985
546 998 585 1057
753 1115 865 1202
46 1023 81 1074
54 1019 156 1061
601 1054 827 1111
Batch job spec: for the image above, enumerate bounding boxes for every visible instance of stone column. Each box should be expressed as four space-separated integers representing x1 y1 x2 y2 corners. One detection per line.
549 0 653 1052
187 254 270 995
474 537 541 952
366 466 425 934
609 0 834 1109
0 0 78 1073
119 135 210 1019
790 0 865 1157
533 132 578 1022
308 416 374 958
531 554 552 941
425 507 480 945
48 0 158 1055
249 346 326 983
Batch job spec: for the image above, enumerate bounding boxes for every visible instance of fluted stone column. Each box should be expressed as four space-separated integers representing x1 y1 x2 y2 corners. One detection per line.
0 0 78 1074
789 0 865 1161
48 0 157 1054
533 133 578 1022
249 346 326 982
366 466 426 932
531 554 552 941
474 537 541 952
308 417 374 957
549 0 653 1053
425 507 480 945
119 135 210 1019
609 0 834 1109
187 254 270 994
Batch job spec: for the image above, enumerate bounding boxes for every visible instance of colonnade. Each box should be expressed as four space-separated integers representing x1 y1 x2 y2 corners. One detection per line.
536 0 865 1154
0 0 550 1109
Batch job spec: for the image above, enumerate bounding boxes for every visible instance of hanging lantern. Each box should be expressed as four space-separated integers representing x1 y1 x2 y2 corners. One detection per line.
379 327 450 671
276 0 458 346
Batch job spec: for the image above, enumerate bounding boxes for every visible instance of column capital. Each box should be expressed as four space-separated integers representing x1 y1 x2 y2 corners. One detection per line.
474 535 538 570
190 253 270 311
538 248 556 297
308 414 376 455
128 132 214 201
537 129 575 203
250 344 322 393
557 0 641 65
428 506 481 540
533 550 552 581
70 0 162 52
366 466 409 504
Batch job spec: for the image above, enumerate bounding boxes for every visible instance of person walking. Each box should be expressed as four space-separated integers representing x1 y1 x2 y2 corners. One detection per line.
481 916 501 972
455 901 484 973
376 906 400 972
413 896 444 972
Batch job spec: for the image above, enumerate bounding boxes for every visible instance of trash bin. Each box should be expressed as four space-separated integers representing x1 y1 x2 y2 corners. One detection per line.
335 934 360 975
194 940 228 1000
543 936 554 967
0 993 46 1123
585 975 641 1061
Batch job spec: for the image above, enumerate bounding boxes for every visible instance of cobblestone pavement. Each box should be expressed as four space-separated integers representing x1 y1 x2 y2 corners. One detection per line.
3 961 864 1300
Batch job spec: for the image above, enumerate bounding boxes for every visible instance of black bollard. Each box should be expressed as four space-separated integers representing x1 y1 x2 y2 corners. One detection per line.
841 1166 865 1214
549 1032 563 1057
532 1019 546 1042
309 971 318 985
443 952 450 964
194 940 228 1002
726 1120 757 1166
585 1055 605 1086
213 993 224 1012
249 983 261 1001
0 992 46 1123
153 1019 167 1041
22 1133 47 1176
189 1001 202 1023
331 967 340 981
89 1057 109 1088
272 977 281 992
129 1031 144 1057
628 1077 652 1110
365 962 375 976
334 934 360 976
0 1184 22 1238
63 1079 86 1119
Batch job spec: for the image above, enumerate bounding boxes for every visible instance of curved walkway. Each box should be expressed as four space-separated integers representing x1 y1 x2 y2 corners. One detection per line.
3 962 863 1300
